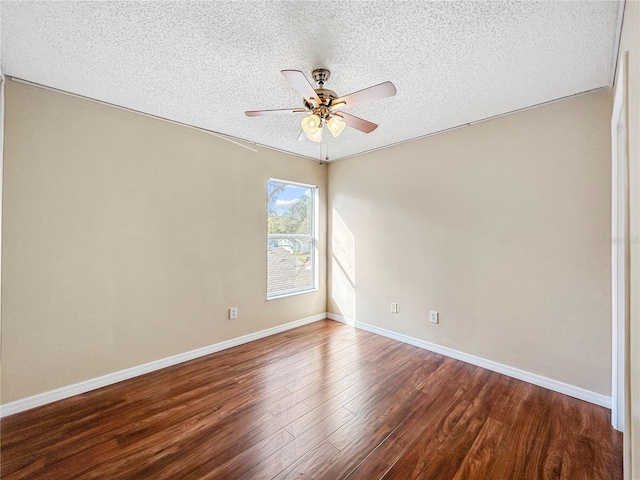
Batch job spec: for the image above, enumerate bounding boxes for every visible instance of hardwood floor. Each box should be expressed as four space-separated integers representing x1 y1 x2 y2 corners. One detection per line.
1 319 622 479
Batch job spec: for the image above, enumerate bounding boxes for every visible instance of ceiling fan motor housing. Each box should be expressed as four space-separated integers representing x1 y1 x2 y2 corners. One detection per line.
304 88 338 114
303 69 338 119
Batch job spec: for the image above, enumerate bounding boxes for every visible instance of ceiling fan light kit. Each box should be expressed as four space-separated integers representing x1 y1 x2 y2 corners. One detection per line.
246 68 397 142
306 129 323 143
301 114 321 135
326 116 346 138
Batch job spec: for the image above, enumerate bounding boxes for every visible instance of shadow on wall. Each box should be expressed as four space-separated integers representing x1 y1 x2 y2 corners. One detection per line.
331 208 356 323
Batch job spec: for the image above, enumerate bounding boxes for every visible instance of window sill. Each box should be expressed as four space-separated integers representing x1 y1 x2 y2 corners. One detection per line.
267 288 319 301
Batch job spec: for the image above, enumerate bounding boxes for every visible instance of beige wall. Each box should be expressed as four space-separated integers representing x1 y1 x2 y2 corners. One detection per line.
328 90 612 395
617 1 640 478
1 80 327 404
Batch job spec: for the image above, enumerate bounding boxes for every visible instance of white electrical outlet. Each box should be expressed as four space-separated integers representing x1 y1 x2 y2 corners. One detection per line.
229 307 238 320
391 303 399 314
430 311 439 324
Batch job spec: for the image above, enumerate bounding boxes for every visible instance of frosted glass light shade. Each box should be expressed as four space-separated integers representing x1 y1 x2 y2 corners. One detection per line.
326 116 346 137
301 114 321 135
306 128 323 142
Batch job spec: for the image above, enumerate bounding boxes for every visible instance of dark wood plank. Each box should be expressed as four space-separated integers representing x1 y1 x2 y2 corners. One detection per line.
342 358 476 479
0 319 623 480
239 407 355 479
272 441 339 479
380 367 485 479
321 361 473 479
180 429 293 480
183 429 294 480
413 370 500 479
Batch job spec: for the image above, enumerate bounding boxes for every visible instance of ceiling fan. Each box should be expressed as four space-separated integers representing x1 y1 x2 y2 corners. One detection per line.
245 69 397 142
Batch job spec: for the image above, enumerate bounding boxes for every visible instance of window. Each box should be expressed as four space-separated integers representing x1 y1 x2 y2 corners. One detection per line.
267 179 318 298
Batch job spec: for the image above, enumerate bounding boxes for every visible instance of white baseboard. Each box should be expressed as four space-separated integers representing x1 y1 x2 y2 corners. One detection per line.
0 313 327 418
327 313 611 409
2 311 611 417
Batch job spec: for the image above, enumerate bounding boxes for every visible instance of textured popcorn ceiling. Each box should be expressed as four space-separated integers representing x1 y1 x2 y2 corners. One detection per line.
1 1 622 162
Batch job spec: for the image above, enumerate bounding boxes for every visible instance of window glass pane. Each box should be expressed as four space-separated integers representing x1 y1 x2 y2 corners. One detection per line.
268 181 312 235
267 180 315 297
267 238 312 295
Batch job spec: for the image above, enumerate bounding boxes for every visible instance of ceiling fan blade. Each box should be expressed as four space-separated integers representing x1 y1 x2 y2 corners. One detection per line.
281 70 320 105
245 108 307 117
334 112 378 133
332 81 397 111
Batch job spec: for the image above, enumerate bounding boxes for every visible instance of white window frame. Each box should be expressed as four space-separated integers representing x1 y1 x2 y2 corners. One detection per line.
267 178 319 299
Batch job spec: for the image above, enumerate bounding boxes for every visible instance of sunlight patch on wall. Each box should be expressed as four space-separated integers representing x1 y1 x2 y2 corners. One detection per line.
331 209 356 322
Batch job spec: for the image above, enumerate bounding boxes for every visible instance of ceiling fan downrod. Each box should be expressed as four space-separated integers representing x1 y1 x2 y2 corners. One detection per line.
311 68 330 87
